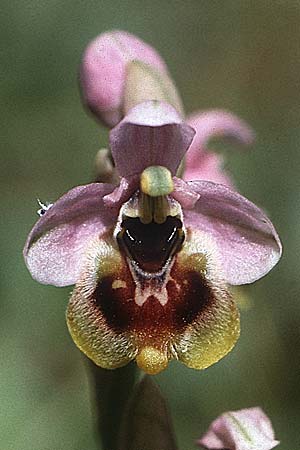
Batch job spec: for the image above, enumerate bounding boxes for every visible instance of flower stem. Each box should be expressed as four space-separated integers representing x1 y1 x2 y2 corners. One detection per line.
89 361 138 450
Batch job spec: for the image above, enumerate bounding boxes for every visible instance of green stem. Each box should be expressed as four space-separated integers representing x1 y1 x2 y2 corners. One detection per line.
89 361 138 450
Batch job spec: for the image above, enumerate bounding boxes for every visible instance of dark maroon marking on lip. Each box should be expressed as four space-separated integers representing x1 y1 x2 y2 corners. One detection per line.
116 216 184 272
92 260 215 338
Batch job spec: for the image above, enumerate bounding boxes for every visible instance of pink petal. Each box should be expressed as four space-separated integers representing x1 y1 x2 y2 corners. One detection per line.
103 175 139 208
198 407 279 450
80 30 167 127
110 100 195 177
184 181 282 285
172 177 200 209
24 183 118 287
183 152 234 187
184 110 254 183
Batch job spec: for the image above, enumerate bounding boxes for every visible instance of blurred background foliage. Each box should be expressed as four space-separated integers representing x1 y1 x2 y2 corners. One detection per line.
1 0 299 449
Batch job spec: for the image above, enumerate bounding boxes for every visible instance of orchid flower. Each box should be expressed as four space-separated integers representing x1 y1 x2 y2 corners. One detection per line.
24 31 281 375
197 407 280 450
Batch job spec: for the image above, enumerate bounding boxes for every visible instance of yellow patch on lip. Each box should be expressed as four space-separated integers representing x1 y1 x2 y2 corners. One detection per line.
112 279 127 289
136 346 169 375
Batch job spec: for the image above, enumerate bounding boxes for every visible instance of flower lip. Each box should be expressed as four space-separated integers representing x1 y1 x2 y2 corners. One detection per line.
117 215 184 273
66 226 240 373
114 189 185 273
93 259 214 333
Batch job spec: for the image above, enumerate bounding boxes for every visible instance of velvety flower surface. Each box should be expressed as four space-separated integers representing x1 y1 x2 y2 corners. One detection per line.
197 407 280 450
24 98 281 374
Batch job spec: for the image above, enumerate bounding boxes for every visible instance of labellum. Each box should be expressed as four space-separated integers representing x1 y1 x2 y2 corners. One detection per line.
67 167 240 374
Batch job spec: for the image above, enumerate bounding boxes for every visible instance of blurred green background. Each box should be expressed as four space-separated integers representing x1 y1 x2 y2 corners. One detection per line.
2 1 299 449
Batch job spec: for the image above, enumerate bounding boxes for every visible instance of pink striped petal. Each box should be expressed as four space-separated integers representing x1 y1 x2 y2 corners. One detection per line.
24 183 117 287
172 177 200 209
184 110 254 183
110 101 195 177
184 181 282 285
103 175 139 208
80 30 167 127
183 152 234 187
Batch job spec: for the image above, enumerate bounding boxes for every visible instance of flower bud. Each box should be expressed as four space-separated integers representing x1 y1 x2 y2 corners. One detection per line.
94 148 119 184
124 60 183 117
80 30 182 127
198 407 279 450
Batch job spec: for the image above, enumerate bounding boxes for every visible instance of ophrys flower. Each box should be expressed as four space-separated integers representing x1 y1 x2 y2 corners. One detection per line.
24 101 281 375
24 32 281 375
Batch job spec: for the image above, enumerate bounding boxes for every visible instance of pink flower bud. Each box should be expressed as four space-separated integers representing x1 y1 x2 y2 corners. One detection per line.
80 30 168 127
